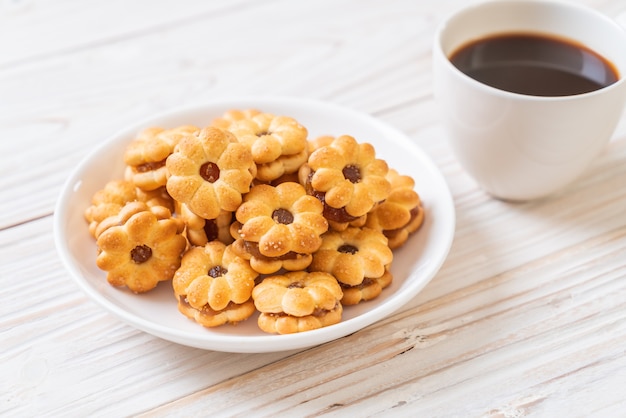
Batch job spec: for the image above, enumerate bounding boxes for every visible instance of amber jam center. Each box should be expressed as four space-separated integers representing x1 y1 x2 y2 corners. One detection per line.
342 165 361 183
287 282 305 289
199 162 220 183
243 241 299 260
203 219 219 241
131 245 152 263
272 208 294 225
136 160 166 173
338 244 358 254
307 169 359 223
208 265 228 278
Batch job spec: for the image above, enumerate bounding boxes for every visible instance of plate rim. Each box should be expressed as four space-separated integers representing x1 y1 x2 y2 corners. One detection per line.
54 96 456 353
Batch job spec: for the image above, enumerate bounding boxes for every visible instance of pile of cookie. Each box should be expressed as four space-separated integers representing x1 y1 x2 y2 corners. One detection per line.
85 109 425 334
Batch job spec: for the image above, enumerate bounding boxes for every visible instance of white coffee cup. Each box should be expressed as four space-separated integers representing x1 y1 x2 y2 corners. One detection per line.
433 0 626 201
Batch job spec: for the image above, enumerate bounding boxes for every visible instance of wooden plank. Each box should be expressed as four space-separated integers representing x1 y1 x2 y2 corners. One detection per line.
2 0 626 415
0 0 437 228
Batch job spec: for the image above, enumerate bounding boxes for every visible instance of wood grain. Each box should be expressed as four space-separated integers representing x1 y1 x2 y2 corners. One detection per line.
2 0 625 416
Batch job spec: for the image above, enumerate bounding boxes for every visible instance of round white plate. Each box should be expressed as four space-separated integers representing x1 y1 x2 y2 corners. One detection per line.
54 97 455 353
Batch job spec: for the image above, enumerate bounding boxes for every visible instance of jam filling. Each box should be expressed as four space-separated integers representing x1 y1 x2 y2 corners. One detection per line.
383 229 401 239
265 302 339 318
383 206 422 238
312 307 328 317
321 202 359 223
338 244 358 254
342 164 362 183
287 281 305 289
340 277 374 290
243 241 300 261
208 265 228 278
304 171 316 195
136 160 166 173
203 219 219 241
306 171 359 223
130 245 152 264
179 295 235 314
199 162 220 183
272 208 294 225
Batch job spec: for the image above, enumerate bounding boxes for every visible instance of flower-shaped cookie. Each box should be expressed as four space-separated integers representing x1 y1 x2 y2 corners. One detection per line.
210 109 262 129
340 269 393 306
95 202 187 293
124 125 199 191
85 181 174 238
306 135 335 154
218 111 309 182
135 186 176 213
252 271 343 334
173 241 258 327
233 182 328 274
310 226 393 287
166 127 255 219
85 180 140 238
177 297 256 329
365 168 424 249
299 135 391 224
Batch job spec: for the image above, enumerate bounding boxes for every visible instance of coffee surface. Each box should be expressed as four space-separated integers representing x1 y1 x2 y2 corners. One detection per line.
449 33 619 96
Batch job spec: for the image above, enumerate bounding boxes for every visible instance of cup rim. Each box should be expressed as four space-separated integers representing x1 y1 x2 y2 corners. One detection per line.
434 0 626 102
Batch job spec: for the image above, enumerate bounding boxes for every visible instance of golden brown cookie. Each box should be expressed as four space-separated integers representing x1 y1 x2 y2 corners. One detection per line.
124 125 199 191
326 214 367 232
166 126 256 219
135 186 175 213
217 111 309 182
173 241 258 327
94 200 175 238
252 271 343 334
177 298 257 328
310 226 393 287
365 168 425 249
340 268 393 306
95 202 187 293
85 180 174 239
232 182 328 274
306 135 335 154
299 135 391 228
84 180 140 238
84 107 430 334
210 109 262 129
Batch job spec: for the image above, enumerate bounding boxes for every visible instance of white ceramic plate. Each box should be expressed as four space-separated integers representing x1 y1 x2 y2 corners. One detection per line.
54 97 455 353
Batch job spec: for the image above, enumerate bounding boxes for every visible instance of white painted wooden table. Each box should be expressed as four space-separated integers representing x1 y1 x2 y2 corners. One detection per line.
2 0 626 416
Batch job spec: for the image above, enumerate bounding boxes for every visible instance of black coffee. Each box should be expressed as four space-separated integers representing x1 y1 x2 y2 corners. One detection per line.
449 33 619 96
